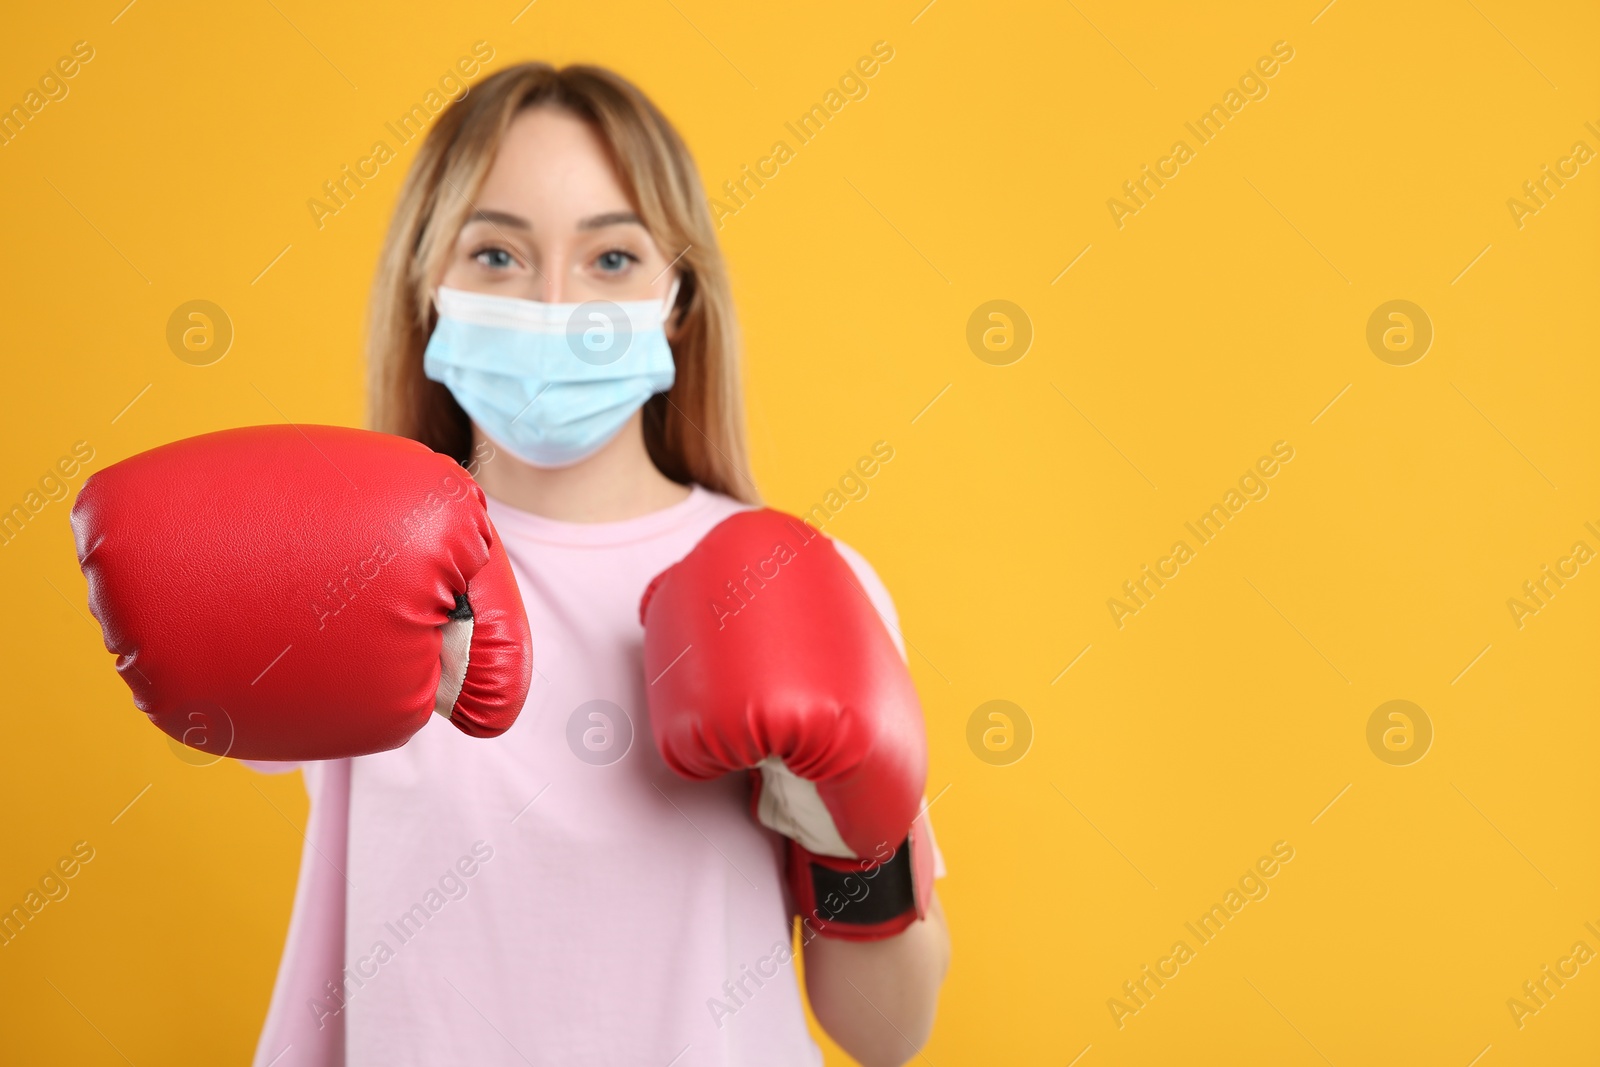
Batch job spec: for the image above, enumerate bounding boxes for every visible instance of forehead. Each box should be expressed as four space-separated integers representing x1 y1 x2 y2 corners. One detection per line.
473 106 633 222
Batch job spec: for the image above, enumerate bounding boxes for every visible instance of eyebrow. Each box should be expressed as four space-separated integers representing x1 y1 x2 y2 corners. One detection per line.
465 209 644 232
577 210 643 231
467 209 532 230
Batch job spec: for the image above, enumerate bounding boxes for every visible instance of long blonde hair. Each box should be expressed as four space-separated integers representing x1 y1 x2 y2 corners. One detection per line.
366 62 758 504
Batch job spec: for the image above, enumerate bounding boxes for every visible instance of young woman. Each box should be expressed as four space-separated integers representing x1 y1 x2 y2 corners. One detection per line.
249 63 948 1067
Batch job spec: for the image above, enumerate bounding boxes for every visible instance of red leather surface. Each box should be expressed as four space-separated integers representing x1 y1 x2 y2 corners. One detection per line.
639 508 928 863
71 425 532 760
786 809 936 942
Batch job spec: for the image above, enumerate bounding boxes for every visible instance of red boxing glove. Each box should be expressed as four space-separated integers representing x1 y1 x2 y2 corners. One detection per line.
640 509 933 941
71 425 533 761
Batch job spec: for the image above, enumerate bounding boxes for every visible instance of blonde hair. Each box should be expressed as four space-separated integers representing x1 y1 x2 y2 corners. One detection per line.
366 62 758 504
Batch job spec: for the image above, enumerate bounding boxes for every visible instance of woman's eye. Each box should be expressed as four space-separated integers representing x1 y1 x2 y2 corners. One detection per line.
595 249 638 274
473 247 516 270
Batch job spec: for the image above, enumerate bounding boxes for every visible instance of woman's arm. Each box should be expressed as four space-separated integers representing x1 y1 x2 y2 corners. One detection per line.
803 891 950 1067
236 760 303 775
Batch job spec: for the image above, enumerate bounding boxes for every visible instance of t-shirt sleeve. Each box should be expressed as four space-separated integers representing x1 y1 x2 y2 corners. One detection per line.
249 758 349 1067
831 537 908 663
925 814 948 881
831 536 948 882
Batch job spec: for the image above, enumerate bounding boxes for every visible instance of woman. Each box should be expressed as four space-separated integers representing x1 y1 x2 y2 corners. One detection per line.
249 63 948 1067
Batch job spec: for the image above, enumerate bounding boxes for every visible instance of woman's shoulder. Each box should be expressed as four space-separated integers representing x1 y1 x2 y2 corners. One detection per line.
688 482 756 519
810 524 907 662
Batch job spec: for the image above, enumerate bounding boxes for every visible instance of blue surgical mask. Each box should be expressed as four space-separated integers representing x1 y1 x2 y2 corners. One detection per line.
423 281 680 469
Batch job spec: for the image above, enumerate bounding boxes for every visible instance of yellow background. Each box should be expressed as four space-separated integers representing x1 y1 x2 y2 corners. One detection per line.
2 0 1596 1063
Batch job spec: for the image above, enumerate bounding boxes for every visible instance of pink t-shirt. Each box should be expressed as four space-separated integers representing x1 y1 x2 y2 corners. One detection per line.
248 484 944 1067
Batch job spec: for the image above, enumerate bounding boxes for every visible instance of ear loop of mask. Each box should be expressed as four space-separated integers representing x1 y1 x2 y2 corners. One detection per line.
659 277 683 325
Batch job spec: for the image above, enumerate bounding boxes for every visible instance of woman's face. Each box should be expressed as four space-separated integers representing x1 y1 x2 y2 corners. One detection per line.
438 106 678 307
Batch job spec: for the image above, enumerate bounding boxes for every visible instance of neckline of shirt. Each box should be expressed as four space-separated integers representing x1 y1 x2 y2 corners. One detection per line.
484 483 720 548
